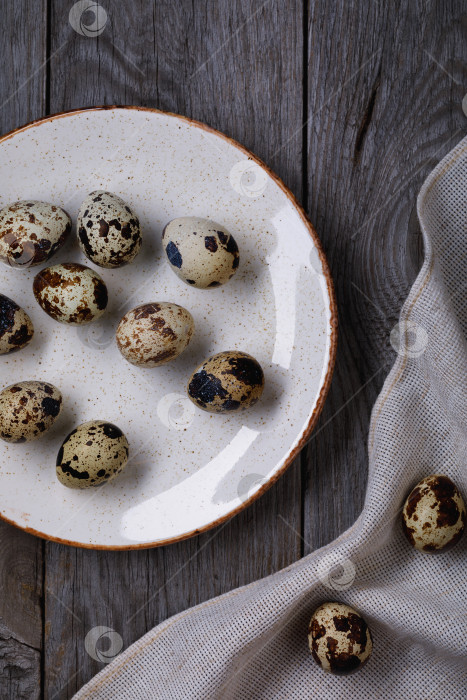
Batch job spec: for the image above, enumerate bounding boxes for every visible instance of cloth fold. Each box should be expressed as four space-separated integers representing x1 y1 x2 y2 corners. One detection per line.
75 136 467 700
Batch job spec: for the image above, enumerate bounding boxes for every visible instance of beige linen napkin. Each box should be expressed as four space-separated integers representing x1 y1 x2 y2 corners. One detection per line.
75 136 467 699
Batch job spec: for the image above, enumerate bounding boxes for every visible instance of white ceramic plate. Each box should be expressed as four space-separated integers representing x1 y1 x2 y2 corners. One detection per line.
0 107 337 548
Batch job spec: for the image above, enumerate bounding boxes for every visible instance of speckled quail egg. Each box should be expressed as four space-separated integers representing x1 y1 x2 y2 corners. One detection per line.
77 191 142 268
0 201 71 267
116 302 194 367
33 262 108 324
56 420 129 489
402 474 466 552
187 351 264 413
308 602 373 675
0 294 34 354
163 217 240 288
0 380 62 443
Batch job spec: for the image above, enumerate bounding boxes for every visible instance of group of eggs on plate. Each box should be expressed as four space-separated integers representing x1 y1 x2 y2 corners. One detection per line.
308 473 465 674
0 192 264 489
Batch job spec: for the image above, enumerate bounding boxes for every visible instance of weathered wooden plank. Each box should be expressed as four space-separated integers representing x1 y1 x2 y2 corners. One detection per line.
0 528 43 700
303 0 467 551
0 622 41 700
45 1 304 696
0 1 48 127
0 2 47 698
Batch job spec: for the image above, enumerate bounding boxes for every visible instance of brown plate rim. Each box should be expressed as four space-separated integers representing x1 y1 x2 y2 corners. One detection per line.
0 105 338 550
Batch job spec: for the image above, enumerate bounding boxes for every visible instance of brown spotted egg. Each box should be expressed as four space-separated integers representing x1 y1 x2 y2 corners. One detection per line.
0 381 62 443
116 302 194 367
33 262 108 325
187 351 264 413
402 474 466 552
163 217 239 288
308 602 373 674
0 200 71 267
77 191 142 268
56 420 129 489
0 294 34 354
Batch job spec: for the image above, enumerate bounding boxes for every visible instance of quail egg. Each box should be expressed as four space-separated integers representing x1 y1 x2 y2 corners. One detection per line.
402 474 466 552
0 294 34 354
308 602 373 674
0 200 71 267
116 302 194 367
187 351 264 413
33 262 108 324
163 217 239 288
0 380 62 443
56 420 129 489
77 191 142 268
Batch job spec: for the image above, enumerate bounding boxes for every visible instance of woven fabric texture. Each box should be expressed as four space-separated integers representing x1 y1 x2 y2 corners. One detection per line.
75 137 467 700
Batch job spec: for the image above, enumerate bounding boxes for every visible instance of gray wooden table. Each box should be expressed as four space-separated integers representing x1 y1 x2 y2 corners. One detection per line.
0 1 465 698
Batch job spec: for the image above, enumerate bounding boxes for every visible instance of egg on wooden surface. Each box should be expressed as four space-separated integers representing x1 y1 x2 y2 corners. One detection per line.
0 201 71 267
163 217 239 288
308 602 373 674
116 302 194 367
33 262 108 324
187 351 264 413
402 474 466 552
56 420 129 489
0 380 62 443
0 294 34 354
77 191 142 268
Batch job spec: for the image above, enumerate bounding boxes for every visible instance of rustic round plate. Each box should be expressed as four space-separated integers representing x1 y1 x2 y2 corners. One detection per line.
0 106 337 548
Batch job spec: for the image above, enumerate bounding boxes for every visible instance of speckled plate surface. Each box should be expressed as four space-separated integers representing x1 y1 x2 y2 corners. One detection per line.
0 106 337 549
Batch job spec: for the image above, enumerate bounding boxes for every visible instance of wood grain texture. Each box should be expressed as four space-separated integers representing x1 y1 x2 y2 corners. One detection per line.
303 0 467 551
1 1 466 697
0 2 47 698
0 528 43 700
0 621 41 700
43 1 304 696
